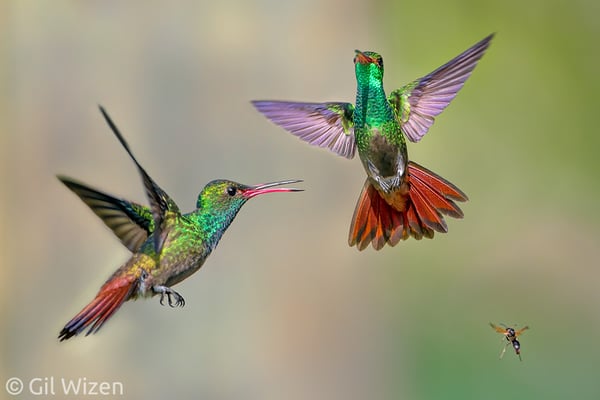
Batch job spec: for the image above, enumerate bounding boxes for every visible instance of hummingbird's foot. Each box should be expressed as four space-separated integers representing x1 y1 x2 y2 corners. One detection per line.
153 285 185 308
375 176 390 192
367 160 395 193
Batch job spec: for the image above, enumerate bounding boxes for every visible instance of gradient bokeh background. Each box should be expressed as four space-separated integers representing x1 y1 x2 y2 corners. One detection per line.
1 1 599 399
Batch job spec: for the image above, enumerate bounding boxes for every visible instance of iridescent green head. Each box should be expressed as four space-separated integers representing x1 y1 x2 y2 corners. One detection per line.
196 179 303 212
193 179 301 252
354 50 384 84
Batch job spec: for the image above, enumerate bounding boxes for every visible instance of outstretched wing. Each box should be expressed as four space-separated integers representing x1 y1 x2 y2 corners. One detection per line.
99 106 180 253
251 100 356 159
489 322 508 334
58 176 154 252
515 326 530 336
388 34 494 142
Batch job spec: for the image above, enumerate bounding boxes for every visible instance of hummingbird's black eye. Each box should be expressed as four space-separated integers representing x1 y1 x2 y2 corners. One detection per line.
226 186 237 196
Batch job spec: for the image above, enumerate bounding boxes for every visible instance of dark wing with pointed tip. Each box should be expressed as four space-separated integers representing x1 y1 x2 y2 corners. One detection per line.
251 100 356 159
388 34 494 142
98 106 179 253
57 176 154 252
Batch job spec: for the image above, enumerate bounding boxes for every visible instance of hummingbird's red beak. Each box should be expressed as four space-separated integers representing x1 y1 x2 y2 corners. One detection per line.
354 50 371 64
243 179 303 199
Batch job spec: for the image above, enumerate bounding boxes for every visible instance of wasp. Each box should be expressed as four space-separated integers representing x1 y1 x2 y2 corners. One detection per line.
490 323 529 361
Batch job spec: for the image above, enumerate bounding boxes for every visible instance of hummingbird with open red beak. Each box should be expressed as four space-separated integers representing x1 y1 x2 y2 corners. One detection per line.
58 107 302 340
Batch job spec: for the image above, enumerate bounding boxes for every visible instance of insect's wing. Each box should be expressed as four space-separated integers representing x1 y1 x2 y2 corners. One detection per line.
515 326 530 336
489 322 507 334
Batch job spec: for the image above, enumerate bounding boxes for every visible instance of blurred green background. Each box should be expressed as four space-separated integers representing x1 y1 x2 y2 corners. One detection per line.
1 0 599 399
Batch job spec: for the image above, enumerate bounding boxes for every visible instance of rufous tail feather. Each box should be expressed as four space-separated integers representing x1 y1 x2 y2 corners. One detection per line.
58 275 137 341
348 161 467 250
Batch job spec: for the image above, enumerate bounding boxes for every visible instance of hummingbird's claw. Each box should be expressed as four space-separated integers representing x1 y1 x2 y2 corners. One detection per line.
168 290 185 307
154 285 185 308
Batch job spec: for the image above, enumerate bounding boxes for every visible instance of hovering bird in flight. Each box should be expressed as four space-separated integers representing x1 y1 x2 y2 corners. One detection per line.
58 106 302 340
253 34 493 250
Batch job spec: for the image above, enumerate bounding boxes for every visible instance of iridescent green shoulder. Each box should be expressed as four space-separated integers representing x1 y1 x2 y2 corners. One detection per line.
387 81 419 125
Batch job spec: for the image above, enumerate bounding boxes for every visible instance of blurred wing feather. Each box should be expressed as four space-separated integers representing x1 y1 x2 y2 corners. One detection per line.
99 106 180 253
58 176 153 252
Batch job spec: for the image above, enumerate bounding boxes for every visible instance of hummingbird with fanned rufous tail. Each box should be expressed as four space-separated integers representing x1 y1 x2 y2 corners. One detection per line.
252 34 493 250
57 106 302 341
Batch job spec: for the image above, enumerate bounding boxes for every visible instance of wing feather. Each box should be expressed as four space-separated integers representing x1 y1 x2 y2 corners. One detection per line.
252 100 356 159
99 106 180 253
58 176 153 252
389 34 494 142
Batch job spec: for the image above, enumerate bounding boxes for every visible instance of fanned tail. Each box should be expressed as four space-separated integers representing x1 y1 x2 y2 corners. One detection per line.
348 161 467 250
348 180 404 251
59 275 137 341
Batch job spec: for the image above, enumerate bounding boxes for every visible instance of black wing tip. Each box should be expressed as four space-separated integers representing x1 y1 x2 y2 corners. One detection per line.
96 105 175 249
482 32 496 42
56 174 75 184
56 175 90 193
97 105 135 157
475 33 495 51
97 104 119 140
96 106 160 200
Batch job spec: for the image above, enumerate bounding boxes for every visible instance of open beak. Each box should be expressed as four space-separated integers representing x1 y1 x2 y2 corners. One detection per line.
243 179 303 199
354 49 371 64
